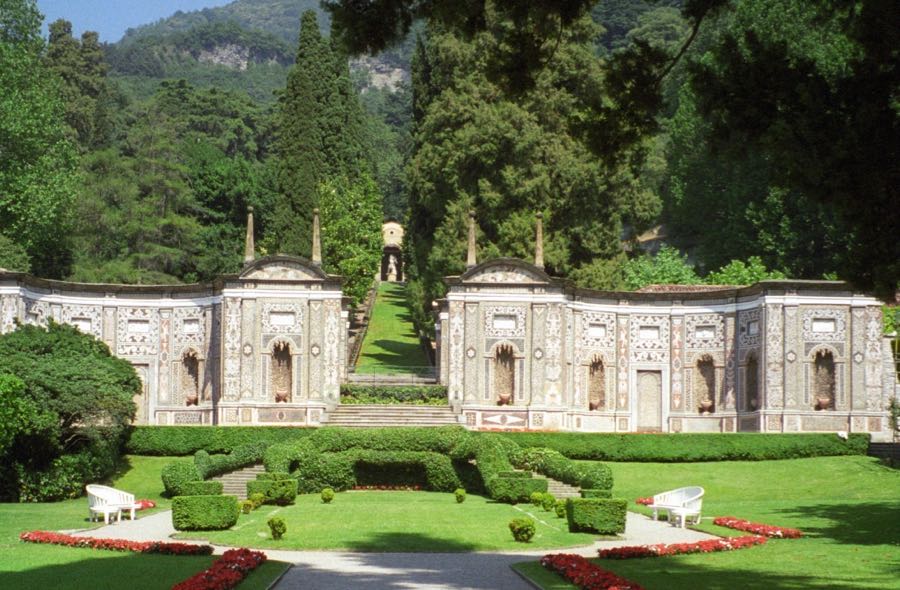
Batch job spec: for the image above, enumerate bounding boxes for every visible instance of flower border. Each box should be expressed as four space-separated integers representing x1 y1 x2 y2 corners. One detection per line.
634 497 653 506
172 548 267 590
598 535 767 559
20 530 212 555
713 516 803 538
541 553 644 590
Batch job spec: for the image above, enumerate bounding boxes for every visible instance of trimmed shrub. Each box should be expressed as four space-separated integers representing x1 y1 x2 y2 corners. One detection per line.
267 516 286 540
454 488 466 503
258 471 292 481
128 426 314 456
514 447 612 491
509 517 536 542
580 488 612 499
194 442 268 479
240 500 254 514
247 477 297 506
181 480 224 496
565 498 627 535
497 471 532 478
162 462 202 498
555 499 566 518
503 432 870 462
541 493 557 512
321 487 335 503
340 384 448 405
489 475 548 504
530 491 544 506
172 495 239 531
249 493 265 509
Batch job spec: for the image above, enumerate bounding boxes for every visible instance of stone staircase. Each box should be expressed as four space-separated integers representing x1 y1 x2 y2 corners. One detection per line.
536 475 582 498
210 464 265 499
325 404 459 427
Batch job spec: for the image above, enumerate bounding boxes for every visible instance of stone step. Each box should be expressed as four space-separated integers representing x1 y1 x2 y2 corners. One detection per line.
325 405 460 428
211 464 265 500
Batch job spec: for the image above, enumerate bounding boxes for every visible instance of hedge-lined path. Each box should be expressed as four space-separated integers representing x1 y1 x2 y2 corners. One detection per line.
353 282 432 376
70 510 715 588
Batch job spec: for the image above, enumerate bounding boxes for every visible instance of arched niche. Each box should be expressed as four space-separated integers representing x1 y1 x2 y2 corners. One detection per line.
745 353 760 411
588 356 606 411
272 341 293 403
493 343 516 406
181 350 200 406
695 355 716 414
813 349 836 410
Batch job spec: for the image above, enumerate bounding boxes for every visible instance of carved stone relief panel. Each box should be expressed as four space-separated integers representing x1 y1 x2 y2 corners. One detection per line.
0 295 17 333
24 298 50 326
617 316 629 410
723 314 736 410
765 304 784 409
850 308 865 410
580 311 616 350
308 301 323 400
685 314 724 350
116 307 159 356
738 308 761 349
544 304 563 400
240 299 256 399
467 265 545 283
60 304 102 339
103 307 116 349
158 311 171 403
465 304 479 401
671 317 684 411
243 262 319 280
483 305 527 340
801 307 847 343
323 299 341 401
222 297 242 400
174 307 205 350
865 306 883 410
629 315 670 363
448 301 465 401
784 307 800 408
531 305 546 404
262 302 305 335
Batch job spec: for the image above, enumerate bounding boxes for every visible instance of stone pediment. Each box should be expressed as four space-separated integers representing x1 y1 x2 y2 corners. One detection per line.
460 259 551 284
240 256 328 281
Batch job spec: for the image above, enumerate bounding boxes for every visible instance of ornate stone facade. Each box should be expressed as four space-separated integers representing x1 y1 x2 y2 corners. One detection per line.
0 255 347 425
436 258 894 435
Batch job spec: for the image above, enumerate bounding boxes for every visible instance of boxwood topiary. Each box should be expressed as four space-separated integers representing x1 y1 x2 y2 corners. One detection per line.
171 495 239 530
489 475 548 504
509 517 536 542
565 498 627 535
580 488 613 499
180 480 224 496
161 461 202 497
247 477 297 506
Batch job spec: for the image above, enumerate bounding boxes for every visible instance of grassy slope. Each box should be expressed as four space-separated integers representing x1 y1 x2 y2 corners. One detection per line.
355 282 431 374
0 456 287 590
519 456 900 590
179 490 598 551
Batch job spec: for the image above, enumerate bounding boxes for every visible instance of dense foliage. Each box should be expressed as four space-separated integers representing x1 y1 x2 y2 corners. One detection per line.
127 425 314 456
171 494 240 530
339 383 448 405
0 322 140 501
565 497 628 534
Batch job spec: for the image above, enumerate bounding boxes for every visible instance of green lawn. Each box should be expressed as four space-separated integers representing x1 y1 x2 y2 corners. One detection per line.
519 456 900 590
178 490 598 551
355 282 431 375
0 455 288 590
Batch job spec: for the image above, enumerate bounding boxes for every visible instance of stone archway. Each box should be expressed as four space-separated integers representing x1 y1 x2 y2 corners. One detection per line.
588 356 605 411
493 343 515 406
181 351 200 406
813 350 836 410
272 341 292 403
695 355 716 413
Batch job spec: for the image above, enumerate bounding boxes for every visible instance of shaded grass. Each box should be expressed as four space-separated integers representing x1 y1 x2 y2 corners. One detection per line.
179 490 598 552
0 455 288 589
355 283 431 374
524 456 900 590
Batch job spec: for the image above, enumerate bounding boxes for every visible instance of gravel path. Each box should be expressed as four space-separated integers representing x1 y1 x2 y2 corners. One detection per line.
72 510 716 589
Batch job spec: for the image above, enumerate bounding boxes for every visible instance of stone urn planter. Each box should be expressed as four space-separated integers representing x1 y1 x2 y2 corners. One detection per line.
184 394 198 407
815 397 832 410
699 399 714 413
497 393 512 406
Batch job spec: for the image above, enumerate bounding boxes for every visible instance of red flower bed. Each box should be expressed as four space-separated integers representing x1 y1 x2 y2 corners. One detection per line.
136 499 157 510
172 548 267 590
598 535 767 559
352 484 422 491
634 497 653 506
541 554 644 590
20 531 213 555
713 516 803 538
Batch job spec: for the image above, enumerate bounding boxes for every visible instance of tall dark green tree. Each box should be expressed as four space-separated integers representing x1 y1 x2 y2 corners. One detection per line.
0 0 78 278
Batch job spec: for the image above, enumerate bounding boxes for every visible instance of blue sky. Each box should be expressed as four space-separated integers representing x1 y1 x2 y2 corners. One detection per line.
36 0 233 42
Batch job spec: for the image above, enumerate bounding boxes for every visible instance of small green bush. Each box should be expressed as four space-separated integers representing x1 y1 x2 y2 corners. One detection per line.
247 477 297 506
258 471 292 481
565 498 627 535
161 462 202 497
321 487 335 503
339 384 448 405
509 517 536 542
530 491 545 506
580 488 612 499
555 499 566 518
249 492 265 509
489 475 548 504
541 493 557 512
240 500 254 514
267 516 286 540
171 495 239 531
180 480 224 496
454 488 466 503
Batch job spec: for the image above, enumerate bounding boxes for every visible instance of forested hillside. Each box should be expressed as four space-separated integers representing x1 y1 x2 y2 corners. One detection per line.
1 0 896 321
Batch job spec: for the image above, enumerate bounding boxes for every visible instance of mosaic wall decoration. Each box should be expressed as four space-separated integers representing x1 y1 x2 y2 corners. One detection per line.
629 315 670 363
116 307 160 356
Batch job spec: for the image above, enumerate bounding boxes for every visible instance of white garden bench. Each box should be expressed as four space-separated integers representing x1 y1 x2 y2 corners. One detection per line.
648 486 704 529
86 484 141 524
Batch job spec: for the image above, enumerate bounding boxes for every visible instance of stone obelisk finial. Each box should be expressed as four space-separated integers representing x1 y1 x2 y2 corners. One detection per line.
311 208 322 266
534 212 544 269
466 210 477 269
243 206 255 264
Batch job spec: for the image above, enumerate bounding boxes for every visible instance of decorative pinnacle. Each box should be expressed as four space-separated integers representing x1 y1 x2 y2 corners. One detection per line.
243 206 255 264
311 208 322 266
534 212 544 269
466 210 477 268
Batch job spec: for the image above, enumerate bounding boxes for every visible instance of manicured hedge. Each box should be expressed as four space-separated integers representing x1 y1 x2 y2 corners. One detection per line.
340 384 448 405
490 475 548 504
194 442 267 479
161 462 202 497
246 477 297 506
127 426 314 456
181 481 224 496
503 432 870 462
172 495 239 531
580 488 612 499
308 426 468 454
565 498 627 534
514 447 613 490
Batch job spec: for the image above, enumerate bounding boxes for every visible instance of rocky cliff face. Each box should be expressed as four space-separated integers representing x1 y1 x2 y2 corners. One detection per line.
197 44 252 71
351 56 410 92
